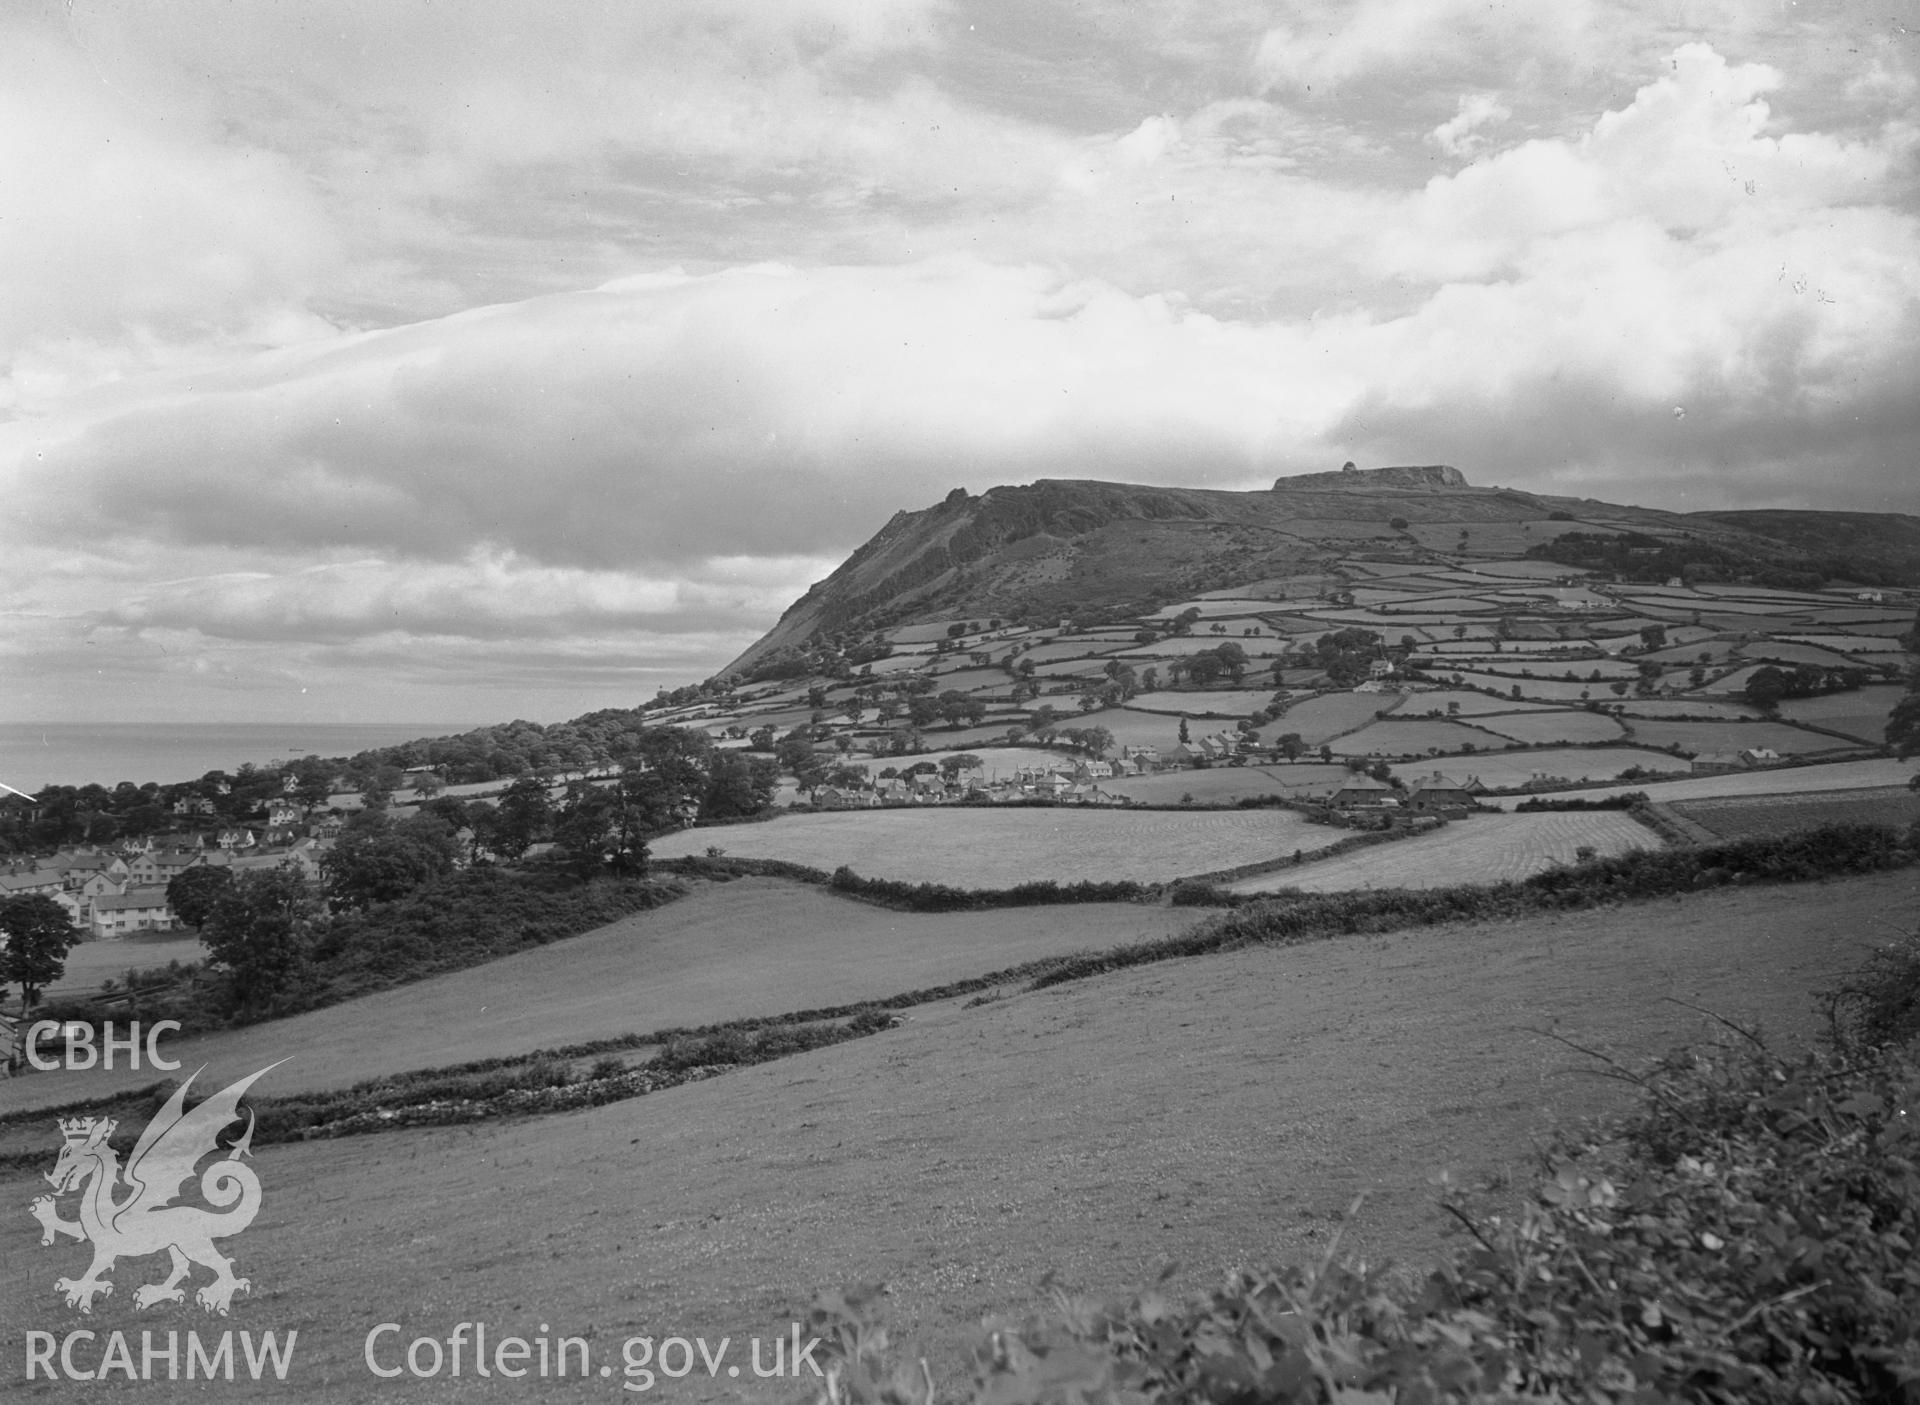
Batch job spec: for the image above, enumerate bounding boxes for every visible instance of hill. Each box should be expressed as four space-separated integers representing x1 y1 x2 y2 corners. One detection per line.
4 868 1907 1401
720 466 1920 678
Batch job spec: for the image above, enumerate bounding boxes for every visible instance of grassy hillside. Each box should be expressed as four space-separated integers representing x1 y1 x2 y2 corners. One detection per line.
4 870 1908 1401
0 880 1195 1111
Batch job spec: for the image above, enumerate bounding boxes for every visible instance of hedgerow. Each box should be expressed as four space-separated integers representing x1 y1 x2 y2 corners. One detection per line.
1027 822 1916 987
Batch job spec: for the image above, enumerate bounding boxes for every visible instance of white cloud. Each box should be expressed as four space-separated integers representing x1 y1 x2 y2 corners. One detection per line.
1430 94 1512 157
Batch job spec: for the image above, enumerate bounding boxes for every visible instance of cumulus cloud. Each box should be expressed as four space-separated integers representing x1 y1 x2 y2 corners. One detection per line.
1431 95 1512 157
7 259 1356 575
3 4 1916 723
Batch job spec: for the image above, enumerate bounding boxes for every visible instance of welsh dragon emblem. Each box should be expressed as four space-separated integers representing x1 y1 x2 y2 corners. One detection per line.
29 1062 282 1315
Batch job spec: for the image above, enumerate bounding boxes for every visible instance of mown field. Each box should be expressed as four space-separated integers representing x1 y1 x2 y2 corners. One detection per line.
3 864 1912 1401
1479 755 1920 809
1330 718 1504 756
1622 718 1854 756
1470 710 1626 745
1228 811 1657 893
1270 692 1397 742
651 808 1344 885
1388 745 1683 789
1775 683 1904 742
1669 786 1920 842
0 879 1200 1112
1100 763 1352 804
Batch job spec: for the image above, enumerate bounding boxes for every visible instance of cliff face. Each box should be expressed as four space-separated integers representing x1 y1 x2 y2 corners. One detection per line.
717 469 1916 679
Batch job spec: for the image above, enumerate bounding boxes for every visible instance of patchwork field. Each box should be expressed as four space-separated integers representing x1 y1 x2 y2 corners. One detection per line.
0 879 1202 1111
1479 755 1920 809
1622 718 1854 756
1433 671 1601 701
1331 718 1505 756
652 808 1344 885
1668 787 1920 843
1470 710 1626 745
1775 684 1903 742
1127 689 1282 717
1228 811 1658 893
1100 763 1353 804
1271 692 1399 742
1390 745 1686 789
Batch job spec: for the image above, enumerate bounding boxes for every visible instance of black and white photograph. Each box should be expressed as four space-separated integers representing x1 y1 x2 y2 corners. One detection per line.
2 1 1917 1399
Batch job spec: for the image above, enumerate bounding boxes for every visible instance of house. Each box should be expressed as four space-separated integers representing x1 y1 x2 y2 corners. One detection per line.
1856 590 1886 603
1367 659 1396 678
172 795 215 817
1406 783 1479 813
214 827 257 850
266 799 302 827
1329 777 1395 808
89 887 179 939
125 850 206 887
1690 752 1746 774
1738 747 1781 765
0 870 63 899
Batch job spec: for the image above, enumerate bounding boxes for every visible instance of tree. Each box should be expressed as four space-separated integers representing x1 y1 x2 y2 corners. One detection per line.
1743 664 1790 712
166 865 235 929
0 896 80 1009
490 776 553 860
939 754 982 783
284 756 335 812
1178 716 1191 744
1275 732 1306 760
1639 624 1669 650
323 812 461 910
702 753 779 821
202 869 320 1018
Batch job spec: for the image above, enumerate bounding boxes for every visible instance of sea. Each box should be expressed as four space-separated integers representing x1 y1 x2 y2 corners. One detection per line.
0 722 475 792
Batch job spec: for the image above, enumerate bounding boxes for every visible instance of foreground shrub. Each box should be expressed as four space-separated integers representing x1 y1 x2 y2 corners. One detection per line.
1826 923 1920 1055
801 1033 1920 1403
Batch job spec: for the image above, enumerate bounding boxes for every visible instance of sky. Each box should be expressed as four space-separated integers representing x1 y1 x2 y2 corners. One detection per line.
1 0 1916 726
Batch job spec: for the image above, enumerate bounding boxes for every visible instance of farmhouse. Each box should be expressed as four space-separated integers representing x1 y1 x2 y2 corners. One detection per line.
1405 783 1480 814
1690 752 1747 774
1329 777 1396 809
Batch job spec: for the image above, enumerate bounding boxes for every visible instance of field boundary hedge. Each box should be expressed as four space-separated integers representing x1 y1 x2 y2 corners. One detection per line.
1028 821 1917 984
1177 816 1443 888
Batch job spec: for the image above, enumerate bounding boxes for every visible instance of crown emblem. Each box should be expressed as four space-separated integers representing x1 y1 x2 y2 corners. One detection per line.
57 1116 111 1141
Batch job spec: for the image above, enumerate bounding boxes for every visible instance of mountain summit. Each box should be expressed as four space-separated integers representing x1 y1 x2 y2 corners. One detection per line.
721 470 1920 680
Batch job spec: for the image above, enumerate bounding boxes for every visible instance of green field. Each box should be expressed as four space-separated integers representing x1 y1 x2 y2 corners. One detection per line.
652 807 1347 885
1099 762 1353 804
0 880 1200 1111
1228 811 1658 893
1622 718 1854 756
1389 745 1684 789
1270 692 1398 742
1479 755 1920 809
1331 718 1505 756
1775 684 1903 742
1470 710 1626 745
1669 787 1920 842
